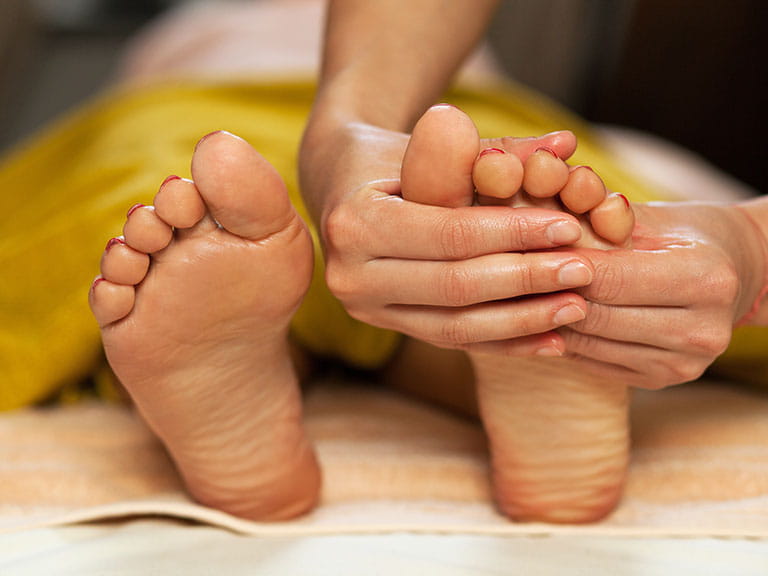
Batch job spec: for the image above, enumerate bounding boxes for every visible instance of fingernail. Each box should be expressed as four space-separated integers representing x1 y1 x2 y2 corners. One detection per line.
546 220 581 244
479 147 505 157
161 175 181 187
536 146 559 159
553 304 586 326
105 237 126 251
536 345 563 357
558 261 592 286
127 203 145 217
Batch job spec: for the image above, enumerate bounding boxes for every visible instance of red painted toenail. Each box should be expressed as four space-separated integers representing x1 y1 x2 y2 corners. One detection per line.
479 147 505 157
127 203 145 217
91 276 105 291
161 175 181 187
616 193 630 208
105 237 126 251
578 165 595 173
536 146 559 159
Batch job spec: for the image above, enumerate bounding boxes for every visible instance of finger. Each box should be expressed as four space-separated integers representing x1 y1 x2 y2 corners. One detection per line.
372 293 588 346
559 329 712 388
330 187 583 261
576 247 730 306
482 131 578 163
365 253 594 306
461 332 566 357
569 302 733 359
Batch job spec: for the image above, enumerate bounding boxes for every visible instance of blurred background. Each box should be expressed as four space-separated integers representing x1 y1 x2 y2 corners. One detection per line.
0 0 764 192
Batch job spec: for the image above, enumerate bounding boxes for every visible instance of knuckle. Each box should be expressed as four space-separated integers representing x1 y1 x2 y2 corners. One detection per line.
686 322 732 357
703 265 740 306
439 314 475 345
589 262 626 304
563 329 599 357
514 261 536 296
576 302 608 334
439 263 475 306
323 204 360 252
666 356 707 385
324 261 355 300
439 216 477 259
505 213 531 250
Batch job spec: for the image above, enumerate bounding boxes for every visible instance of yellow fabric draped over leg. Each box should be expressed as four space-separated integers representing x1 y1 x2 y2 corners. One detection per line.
0 80 764 410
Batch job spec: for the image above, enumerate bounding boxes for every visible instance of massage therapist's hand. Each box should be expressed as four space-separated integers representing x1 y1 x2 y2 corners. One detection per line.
560 199 768 389
299 117 598 355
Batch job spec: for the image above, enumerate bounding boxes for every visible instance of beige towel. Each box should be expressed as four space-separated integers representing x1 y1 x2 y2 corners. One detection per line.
1 379 767 537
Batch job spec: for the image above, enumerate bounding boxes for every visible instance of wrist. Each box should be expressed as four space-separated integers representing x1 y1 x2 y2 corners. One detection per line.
299 109 408 229
733 198 768 325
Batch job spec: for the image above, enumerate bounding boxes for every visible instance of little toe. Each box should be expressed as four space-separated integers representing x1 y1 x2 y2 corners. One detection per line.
401 104 480 208
522 147 571 198
589 193 635 246
123 204 174 253
473 147 524 200
89 277 136 327
154 175 207 229
560 166 607 214
190 131 296 241
100 237 150 285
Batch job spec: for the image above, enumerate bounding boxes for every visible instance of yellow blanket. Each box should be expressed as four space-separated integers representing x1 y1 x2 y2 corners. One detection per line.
0 80 765 409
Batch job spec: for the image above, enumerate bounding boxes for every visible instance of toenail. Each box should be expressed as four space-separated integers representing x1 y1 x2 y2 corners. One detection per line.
90 276 105 292
195 130 228 151
161 175 181 187
535 146 559 159
558 261 592 286
577 165 595 173
553 304 586 326
105 237 126 251
615 193 631 208
546 221 581 245
127 203 145 217
479 147 505 157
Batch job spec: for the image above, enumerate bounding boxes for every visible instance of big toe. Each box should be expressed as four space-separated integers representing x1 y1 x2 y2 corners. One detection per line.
401 104 480 208
191 131 295 240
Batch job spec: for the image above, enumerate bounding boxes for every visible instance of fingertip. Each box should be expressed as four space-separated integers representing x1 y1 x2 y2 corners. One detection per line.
534 332 566 357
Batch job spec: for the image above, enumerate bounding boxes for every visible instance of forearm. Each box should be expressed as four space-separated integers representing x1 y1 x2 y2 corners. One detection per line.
300 0 499 223
735 195 768 325
316 0 499 132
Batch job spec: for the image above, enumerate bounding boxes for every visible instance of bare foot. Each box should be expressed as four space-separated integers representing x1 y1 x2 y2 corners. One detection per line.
401 104 630 523
89 131 320 520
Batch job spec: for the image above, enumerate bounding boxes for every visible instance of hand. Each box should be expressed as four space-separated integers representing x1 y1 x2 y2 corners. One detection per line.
299 119 599 355
560 201 767 389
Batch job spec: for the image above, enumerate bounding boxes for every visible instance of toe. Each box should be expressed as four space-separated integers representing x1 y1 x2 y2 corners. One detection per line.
473 147 523 200
89 277 136 327
589 193 635 246
560 166 607 214
123 204 174 253
401 104 479 207
190 131 295 241
522 147 570 198
154 175 207 229
485 131 578 164
100 237 150 285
